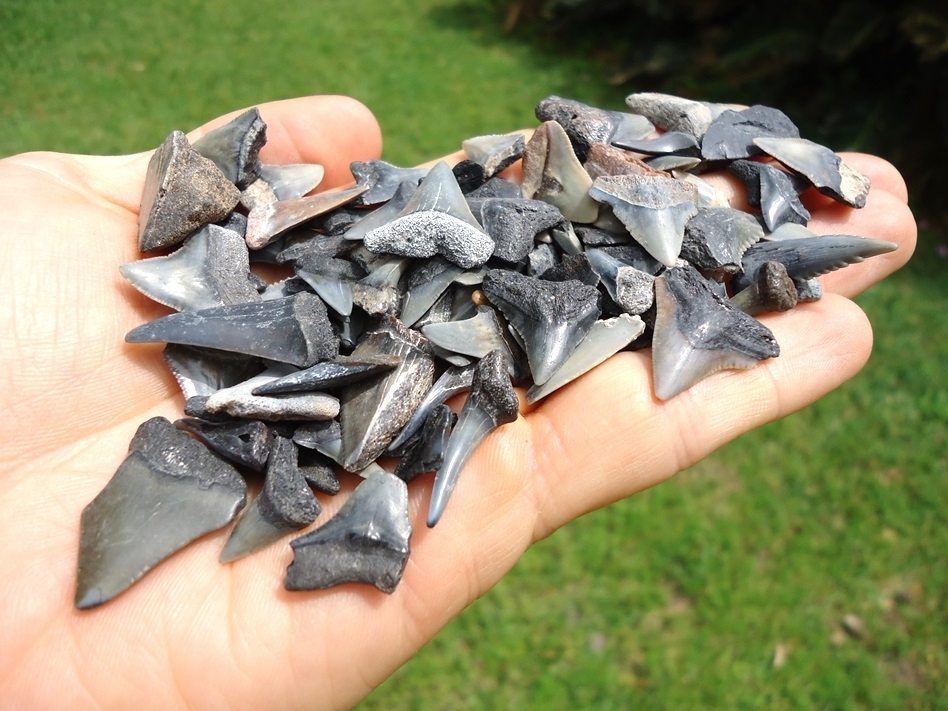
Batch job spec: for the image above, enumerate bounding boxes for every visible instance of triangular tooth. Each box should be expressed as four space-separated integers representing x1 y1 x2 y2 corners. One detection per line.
527 314 646 404
651 265 780 401
467 197 564 263
350 160 429 206
646 155 702 172
462 133 526 178
758 163 812 231
192 108 267 189
583 142 665 182
292 251 364 318
680 206 764 273
204 367 339 421
400 258 466 327
258 163 324 201
387 364 476 454
75 417 247 609
624 92 714 138
251 354 402 395
730 261 799 315
126 293 339 368
481 269 601 385
612 131 699 156
671 170 731 208
535 95 653 161
400 161 483 227
220 436 320 563
394 404 457 482
298 450 341 496
427 350 519 527
138 131 241 252
421 306 510 360
521 121 600 223
174 418 273 471
539 252 600 288
700 105 799 161
352 256 411 315
293 420 343 465
120 224 260 311
162 344 262 400
285 471 412 594
245 184 368 250
343 181 416 241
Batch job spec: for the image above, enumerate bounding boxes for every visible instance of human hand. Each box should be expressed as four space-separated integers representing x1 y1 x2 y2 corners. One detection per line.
0 96 915 710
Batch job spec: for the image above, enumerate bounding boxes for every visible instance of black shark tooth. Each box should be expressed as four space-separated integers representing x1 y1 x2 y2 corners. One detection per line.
251 354 402 395
700 105 799 161
192 107 267 189
681 206 763 273
174 418 273 472
394 404 457 483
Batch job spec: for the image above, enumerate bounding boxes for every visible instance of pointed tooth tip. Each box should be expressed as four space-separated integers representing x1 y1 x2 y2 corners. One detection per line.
74 585 105 610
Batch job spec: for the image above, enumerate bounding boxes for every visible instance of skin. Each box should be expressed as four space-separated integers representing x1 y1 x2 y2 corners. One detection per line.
0 95 916 710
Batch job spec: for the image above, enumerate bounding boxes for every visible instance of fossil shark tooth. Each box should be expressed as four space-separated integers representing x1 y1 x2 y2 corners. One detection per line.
758 163 812 230
75 417 247 609
220 436 320 563
700 105 800 161
352 255 411 315
394 404 457 482
550 220 583 256
624 92 714 138
481 269 601 385
583 142 667 182
467 176 523 199
535 95 654 161
292 251 365 318
427 349 519 527
343 180 416 241
645 155 702 172
467 197 565 263
794 277 823 302
297 449 341 495
589 173 699 268
387 364 476 455
250 354 401 395
575 225 631 247
192 108 267 189
339 316 436 472
734 235 899 291
258 163 325 201
127 293 339 368
162 344 262 400
753 136 871 208
462 133 526 178
350 160 429 206
680 206 763 273
540 252 600 288
764 222 817 242
671 170 730 209
285 471 411 593
730 261 799 315
527 242 559 277
651 265 780 401
204 366 340 421
614 266 656 315
613 131 700 157
422 305 511 361
527 314 646 404
174 418 273 472
521 120 600 223
245 184 368 250
138 130 241 252
399 257 466 327
120 224 260 312
293 420 343 465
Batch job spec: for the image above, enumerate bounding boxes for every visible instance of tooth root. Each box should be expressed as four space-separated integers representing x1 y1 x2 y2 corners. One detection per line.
285 471 412 594
680 206 764 274
296 269 355 318
394 404 457 482
350 160 429 206
427 350 519 527
192 108 267 189
400 261 465 326
174 418 273 472
344 181 417 241
204 367 339 421
461 133 526 178
730 261 799 315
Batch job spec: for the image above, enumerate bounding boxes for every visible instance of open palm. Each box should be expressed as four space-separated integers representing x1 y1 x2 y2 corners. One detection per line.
0 95 915 710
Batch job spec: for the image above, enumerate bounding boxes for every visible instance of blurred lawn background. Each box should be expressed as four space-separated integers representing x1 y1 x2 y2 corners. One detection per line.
2 0 945 708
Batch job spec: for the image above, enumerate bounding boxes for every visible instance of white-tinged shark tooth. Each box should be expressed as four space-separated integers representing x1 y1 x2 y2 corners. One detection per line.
394 404 457 482
481 269 601 385
258 163 325 201
589 173 699 268
462 133 526 178
652 265 780 401
681 206 763 273
192 107 266 189
162 344 262 400
399 258 466 327
535 95 653 161
624 92 714 138
645 155 702 172
120 224 260 312
75 417 247 609
220 436 320 563
350 160 429 206
671 170 731 208
251 354 402 395
174 418 273 472
138 130 241 252
583 142 667 182
245 184 368 250
730 261 799 315
521 120 600 223
343 181 416 241
387 364 476 455
204 366 340 421
422 305 510 360
700 105 800 161
127 293 339 368
764 222 817 242
285 471 412 594
427 349 519 527
753 136 871 208
527 314 646 404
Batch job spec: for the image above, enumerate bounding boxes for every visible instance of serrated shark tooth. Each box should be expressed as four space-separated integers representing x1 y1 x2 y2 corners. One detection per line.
730 261 799 315
700 105 799 161
258 163 324 201
220 436 320 563
394 404 457 482
174 418 273 472
162 344 261 400
387 364 475 455
462 133 526 178
126 293 339 368
521 120 600 223
120 224 260 311
192 107 267 189
589 173 698 267
251 354 401 395
680 206 763 273
481 269 601 385
535 95 653 161
350 160 429 206
652 265 780 401
245 184 368 250
75 417 247 609
422 306 510 360
527 314 646 403
204 366 339 421
285 471 412 594
427 349 519 527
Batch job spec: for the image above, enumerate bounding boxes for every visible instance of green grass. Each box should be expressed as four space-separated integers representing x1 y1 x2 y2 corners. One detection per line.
3 1 946 708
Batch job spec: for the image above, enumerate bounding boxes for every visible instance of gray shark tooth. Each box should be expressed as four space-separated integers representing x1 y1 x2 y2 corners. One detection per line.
645 155 702 172
422 305 511 361
527 242 559 278
758 163 812 231
127 293 339 368
575 225 632 247
220 436 320 563
298 449 341 495
399 257 466 327
174 418 273 472
614 266 656 315
467 176 523 200
681 206 763 273
549 220 583 256
481 269 601 385
589 173 699 268
285 471 412 594
138 131 241 252
204 366 340 421
387 364 476 455
527 313 646 403
462 133 526 178
734 235 899 291
257 276 310 301
251 354 402 395
427 349 519 527
730 261 799 315
162 344 262 400
278 233 353 263
540 252 600 288
294 252 365 318
75 417 247 609
624 92 714 138
612 131 700 157
192 108 267 189
753 136 871 208
339 316 436 472
580 248 624 303
700 105 800 161
452 159 488 194
467 197 565 263
350 160 429 206
521 120 600 223
343 181 416 241
535 95 654 161
258 163 325 201
652 265 780 401
394 404 457 482
293 420 343 465
120 224 260 312
352 255 411 316
583 142 666 181
764 222 817 242
245 184 368 250
671 170 731 209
